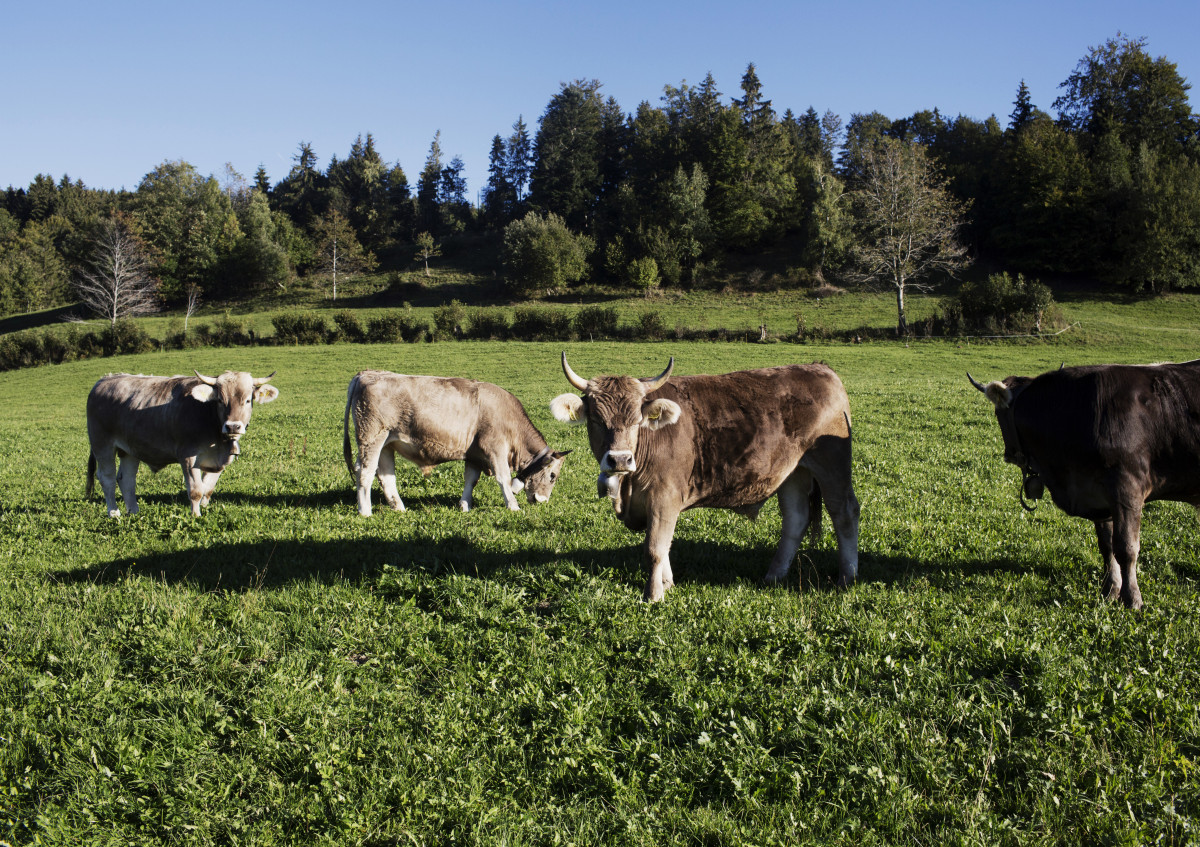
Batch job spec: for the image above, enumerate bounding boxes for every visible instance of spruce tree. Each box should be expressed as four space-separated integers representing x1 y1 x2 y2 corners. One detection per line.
1009 81 1035 132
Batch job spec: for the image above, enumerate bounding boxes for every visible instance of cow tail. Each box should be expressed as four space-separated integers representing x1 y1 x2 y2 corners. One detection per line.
807 479 824 544
343 377 357 481
86 452 96 498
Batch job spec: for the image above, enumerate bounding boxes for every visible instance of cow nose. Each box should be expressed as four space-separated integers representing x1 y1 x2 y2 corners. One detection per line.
604 450 636 474
223 421 246 436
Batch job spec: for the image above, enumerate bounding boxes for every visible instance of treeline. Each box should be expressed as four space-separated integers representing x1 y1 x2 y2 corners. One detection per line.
2 33 1198 324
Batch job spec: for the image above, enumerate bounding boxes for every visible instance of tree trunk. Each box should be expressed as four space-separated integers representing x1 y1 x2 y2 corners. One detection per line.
895 282 908 336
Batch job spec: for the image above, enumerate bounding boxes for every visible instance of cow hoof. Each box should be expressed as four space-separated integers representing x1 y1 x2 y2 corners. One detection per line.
458 500 471 512
108 509 121 519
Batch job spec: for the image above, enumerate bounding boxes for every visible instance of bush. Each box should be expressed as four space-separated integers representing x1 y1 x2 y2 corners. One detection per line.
432 300 466 341
628 256 661 294
332 310 366 343
272 313 329 345
467 308 510 340
0 331 46 370
366 311 426 343
943 272 1055 336
634 311 666 341
101 319 155 356
501 212 594 296
211 312 250 347
574 305 620 340
511 305 573 341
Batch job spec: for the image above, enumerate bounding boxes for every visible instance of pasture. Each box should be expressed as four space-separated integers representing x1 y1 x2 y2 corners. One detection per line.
1 332 1199 844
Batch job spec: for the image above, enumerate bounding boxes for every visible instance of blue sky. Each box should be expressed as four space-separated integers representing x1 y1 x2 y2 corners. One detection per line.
3 0 1198 197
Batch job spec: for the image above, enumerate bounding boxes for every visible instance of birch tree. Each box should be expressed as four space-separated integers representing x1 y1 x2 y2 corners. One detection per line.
848 137 970 335
74 215 159 326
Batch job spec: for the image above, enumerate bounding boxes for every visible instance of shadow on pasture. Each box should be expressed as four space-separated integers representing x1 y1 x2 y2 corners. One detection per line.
50 534 574 593
50 511 1071 602
89 487 480 513
666 537 1056 595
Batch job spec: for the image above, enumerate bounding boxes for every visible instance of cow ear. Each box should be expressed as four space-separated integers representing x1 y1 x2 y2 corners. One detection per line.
641 398 682 430
984 381 1012 410
254 384 280 404
551 393 586 424
190 383 216 403
510 478 525 493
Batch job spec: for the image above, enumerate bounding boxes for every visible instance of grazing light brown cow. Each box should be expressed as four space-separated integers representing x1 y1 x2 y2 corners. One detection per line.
551 353 860 601
344 369 569 515
86 370 279 517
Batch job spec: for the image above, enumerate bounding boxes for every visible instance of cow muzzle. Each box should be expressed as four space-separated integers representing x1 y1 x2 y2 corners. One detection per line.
223 421 247 437
601 450 636 474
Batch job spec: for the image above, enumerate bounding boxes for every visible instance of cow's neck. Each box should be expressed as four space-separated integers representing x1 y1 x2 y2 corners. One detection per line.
513 422 550 476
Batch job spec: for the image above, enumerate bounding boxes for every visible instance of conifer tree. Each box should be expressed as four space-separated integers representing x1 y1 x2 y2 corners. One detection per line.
1009 80 1036 132
416 131 444 234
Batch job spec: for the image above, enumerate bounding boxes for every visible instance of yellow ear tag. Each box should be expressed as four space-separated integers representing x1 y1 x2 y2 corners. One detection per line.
648 410 660 421
568 407 578 421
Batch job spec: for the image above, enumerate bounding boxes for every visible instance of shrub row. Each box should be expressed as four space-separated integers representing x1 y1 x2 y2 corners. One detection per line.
0 283 1062 373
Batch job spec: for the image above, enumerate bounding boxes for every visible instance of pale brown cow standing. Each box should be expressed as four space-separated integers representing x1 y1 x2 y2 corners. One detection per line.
551 353 860 601
344 369 569 515
86 370 279 517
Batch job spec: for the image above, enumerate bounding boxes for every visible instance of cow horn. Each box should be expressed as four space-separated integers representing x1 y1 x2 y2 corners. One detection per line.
966 371 987 393
194 370 217 386
253 371 277 387
562 352 588 390
641 357 675 391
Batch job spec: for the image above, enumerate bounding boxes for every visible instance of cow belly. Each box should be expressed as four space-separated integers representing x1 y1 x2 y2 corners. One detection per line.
389 432 468 468
691 468 793 511
110 435 181 470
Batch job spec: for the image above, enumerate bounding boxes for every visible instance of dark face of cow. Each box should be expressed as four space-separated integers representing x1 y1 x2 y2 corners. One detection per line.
968 372 1034 466
192 370 280 439
551 354 682 475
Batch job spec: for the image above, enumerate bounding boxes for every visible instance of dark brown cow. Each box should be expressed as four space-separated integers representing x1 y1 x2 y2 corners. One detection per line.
551 353 860 601
969 360 1200 609
86 370 279 517
344 370 569 515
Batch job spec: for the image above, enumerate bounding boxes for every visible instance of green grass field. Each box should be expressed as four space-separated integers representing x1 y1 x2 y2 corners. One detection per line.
2 311 1199 843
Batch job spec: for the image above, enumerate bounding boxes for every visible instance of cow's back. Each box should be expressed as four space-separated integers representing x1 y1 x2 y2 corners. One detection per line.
351 371 486 463
636 364 851 510
1017 362 1200 509
88 374 216 467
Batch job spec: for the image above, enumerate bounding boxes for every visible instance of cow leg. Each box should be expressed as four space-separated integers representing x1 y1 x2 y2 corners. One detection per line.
181 459 206 517
763 471 811 586
197 470 223 507
460 463 482 512
828 486 861 588
1111 507 1144 611
374 445 405 513
94 449 122 517
490 456 521 511
1096 519 1123 602
643 508 680 602
117 454 141 515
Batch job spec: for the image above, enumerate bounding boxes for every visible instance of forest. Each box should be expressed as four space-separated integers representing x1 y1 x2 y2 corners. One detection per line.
2 33 1198 332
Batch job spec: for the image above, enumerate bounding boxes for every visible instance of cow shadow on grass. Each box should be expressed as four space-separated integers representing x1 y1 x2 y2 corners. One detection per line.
667 537 1056 595
109 488 467 513
51 520 1068 602
51 534 574 593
